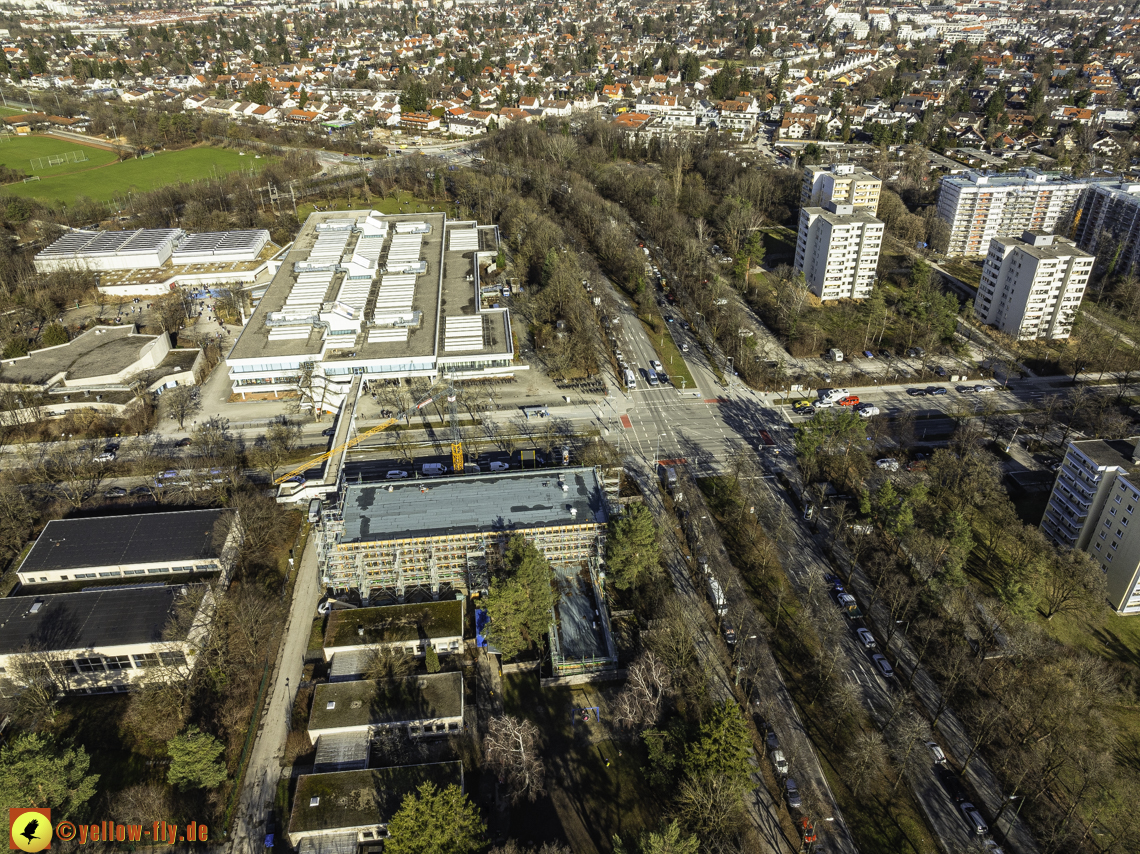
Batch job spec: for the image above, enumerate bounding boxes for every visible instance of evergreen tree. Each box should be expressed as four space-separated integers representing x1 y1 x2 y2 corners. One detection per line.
0 734 99 816
385 783 484 854
605 504 661 589
684 701 753 793
167 726 227 791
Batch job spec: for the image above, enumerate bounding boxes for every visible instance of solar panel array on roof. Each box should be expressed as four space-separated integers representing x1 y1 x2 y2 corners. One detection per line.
367 327 408 343
309 231 351 264
37 230 101 258
34 229 183 272
372 273 416 325
448 228 480 252
171 230 269 263
444 316 484 352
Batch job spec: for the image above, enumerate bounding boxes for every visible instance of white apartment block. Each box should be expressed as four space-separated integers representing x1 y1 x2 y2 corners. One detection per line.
936 170 1088 256
973 231 1092 340
1041 438 1140 614
801 163 882 213
794 202 884 301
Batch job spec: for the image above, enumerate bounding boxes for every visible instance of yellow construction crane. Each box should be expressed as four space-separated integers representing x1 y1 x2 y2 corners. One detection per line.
273 386 439 485
447 388 464 474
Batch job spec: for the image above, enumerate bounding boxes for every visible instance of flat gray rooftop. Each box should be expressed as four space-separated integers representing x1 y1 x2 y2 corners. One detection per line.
338 467 607 543
1073 438 1139 471
308 672 464 732
0 584 199 654
553 564 610 662
0 325 158 386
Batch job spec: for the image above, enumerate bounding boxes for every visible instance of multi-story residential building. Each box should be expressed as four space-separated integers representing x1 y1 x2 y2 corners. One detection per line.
794 201 884 301
973 231 1093 340
800 163 882 213
936 170 1089 256
1071 181 1140 276
1041 438 1140 614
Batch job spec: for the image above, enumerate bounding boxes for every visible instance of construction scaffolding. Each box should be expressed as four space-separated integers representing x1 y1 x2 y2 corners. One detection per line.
313 467 609 603
549 556 618 677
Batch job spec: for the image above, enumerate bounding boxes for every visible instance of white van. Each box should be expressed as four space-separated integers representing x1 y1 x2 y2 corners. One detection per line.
421 463 447 477
827 348 844 362
624 368 637 389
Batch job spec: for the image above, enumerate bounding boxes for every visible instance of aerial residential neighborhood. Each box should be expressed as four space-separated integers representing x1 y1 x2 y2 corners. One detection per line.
4 2 1140 854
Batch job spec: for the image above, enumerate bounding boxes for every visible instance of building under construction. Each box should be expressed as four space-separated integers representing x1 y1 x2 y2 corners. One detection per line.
315 467 611 603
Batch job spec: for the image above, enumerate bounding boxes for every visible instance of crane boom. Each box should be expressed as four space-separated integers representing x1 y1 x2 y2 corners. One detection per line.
273 386 437 485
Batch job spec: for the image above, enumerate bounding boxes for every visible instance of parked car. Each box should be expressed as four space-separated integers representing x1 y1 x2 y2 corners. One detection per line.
906 388 927 397
771 749 789 776
837 395 860 407
386 470 409 479
926 386 948 396
176 437 192 447
858 405 880 418
93 451 116 463
863 350 875 359
934 365 947 377
104 487 127 497
792 399 815 412
322 427 336 436
264 811 276 849
784 778 803 810
872 653 894 678
959 802 988 835
856 628 877 649
489 461 510 471
974 384 995 393
766 729 780 753
906 347 925 357
875 458 900 471
926 741 948 766
938 766 970 802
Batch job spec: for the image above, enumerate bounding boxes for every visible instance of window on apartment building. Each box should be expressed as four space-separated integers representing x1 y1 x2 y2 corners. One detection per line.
1116 494 1122 503
76 658 105 673
1101 531 1107 540
1107 553 1114 562
159 651 187 667
1112 541 1119 551
1130 505 1135 514
132 653 160 668
1096 542 1102 551
105 656 133 671
1111 508 1117 517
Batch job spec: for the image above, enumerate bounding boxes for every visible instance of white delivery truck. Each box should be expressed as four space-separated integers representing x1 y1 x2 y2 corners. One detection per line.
707 574 728 617
624 368 637 389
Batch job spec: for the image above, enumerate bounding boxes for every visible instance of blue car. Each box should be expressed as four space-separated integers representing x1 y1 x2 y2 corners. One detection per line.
863 350 875 359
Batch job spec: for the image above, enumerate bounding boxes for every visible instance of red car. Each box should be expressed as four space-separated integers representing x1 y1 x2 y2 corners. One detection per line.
837 395 860 407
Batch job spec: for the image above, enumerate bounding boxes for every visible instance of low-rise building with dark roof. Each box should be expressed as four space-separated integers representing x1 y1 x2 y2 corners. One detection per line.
17 508 239 587
0 583 210 695
323 600 463 680
307 672 464 740
287 762 463 851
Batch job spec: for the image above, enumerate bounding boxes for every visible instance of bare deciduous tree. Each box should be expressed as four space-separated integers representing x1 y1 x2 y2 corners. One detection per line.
484 714 546 803
164 384 201 429
611 650 672 731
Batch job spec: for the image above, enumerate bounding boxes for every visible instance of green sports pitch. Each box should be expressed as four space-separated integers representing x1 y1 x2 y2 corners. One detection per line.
0 136 269 204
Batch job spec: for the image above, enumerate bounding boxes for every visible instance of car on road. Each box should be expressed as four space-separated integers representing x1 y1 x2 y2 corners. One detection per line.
875 458 900 471
984 842 1005 854
938 766 970 802
681 343 690 353
93 451 116 463
824 573 841 586
872 653 895 678
784 778 803 810
837 395 860 407
322 427 336 436
836 592 857 610
792 399 815 412
926 741 948 766
650 359 663 374
489 461 510 471
857 405 880 418
771 749 789 776
175 437 192 447
665 315 674 323
104 487 127 497
926 386 948 395
766 728 780 753
974 384 995 393
386 470 409 479
906 388 927 397
856 628 877 649
959 802 988 835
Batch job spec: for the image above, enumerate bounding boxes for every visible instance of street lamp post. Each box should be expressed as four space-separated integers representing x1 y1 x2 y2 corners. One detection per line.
653 431 666 466
671 375 687 391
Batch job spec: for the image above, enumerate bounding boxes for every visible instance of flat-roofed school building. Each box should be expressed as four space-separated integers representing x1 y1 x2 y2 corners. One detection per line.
17 509 240 587
0 584 210 695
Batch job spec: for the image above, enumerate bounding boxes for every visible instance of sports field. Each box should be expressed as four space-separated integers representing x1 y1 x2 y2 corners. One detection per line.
0 137 269 204
0 134 119 177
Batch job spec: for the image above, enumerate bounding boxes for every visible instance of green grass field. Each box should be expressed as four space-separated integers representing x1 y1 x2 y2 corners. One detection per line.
0 133 119 177
0 106 27 117
0 140 268 204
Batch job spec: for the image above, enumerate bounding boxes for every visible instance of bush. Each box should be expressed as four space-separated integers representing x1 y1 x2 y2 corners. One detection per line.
2 336 29 359
40 324 68 347
425 646 441 674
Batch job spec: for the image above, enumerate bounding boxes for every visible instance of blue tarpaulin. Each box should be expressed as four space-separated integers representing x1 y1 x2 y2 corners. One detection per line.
475 608 489 648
